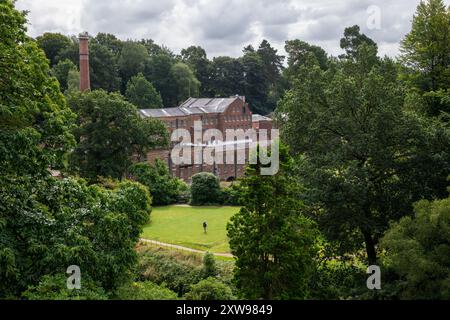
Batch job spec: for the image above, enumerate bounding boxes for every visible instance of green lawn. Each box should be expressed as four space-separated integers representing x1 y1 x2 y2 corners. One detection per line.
141 205 240 253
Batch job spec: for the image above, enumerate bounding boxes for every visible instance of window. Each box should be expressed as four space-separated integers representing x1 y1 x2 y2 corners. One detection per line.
243 107 246 114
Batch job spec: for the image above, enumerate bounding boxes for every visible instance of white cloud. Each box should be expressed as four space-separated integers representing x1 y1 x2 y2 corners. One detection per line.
15 0 450 59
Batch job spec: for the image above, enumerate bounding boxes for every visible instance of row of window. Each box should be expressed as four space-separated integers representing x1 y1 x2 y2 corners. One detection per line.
225 115 251 123
167 115 252 128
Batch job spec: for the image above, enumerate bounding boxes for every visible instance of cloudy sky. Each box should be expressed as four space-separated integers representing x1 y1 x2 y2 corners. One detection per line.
15 0 450 59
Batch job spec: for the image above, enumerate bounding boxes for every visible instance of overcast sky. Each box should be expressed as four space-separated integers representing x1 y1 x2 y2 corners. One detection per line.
15 0 450 59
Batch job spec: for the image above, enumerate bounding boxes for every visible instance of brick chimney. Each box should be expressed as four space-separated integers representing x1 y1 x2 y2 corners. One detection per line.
78 32 90 92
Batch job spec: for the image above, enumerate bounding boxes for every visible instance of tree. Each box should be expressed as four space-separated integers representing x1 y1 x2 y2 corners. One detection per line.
125 73 163 108
339 25 377 59
68 90 168 180
93 32 123 56
209 56 244 97
89 42 121 92
170 62 201 104
36 32 71 66
241 51 270 114
400 0 450 116
129 160 188 205
257 39 284 87
202 252 217 278
181 45 212 96
118 41 149 91
227 145 319 299
190 172 222 205
66 68 80 93
276 40 450 265
381 193 450 299
257 40 285 111
284 40 329 75
51 58 78 92
184 278 235 300
144 52 177 106
0 0 76 177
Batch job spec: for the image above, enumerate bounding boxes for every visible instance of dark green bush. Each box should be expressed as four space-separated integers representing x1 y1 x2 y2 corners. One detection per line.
190 172 222 205
184 277 235 300
129 160 189 205
115 281 178 300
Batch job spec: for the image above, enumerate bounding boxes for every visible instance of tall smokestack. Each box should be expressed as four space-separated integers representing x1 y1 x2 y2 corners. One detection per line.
78 32 90 92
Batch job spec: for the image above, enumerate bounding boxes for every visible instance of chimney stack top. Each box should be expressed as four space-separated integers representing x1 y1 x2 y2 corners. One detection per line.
78 31 89 39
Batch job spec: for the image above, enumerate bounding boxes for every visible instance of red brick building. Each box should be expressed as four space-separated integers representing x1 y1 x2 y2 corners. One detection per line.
139 96 273 182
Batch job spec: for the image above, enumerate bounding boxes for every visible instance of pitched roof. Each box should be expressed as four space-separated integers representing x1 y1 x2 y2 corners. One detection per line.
252 114 272 122
139 97 243 118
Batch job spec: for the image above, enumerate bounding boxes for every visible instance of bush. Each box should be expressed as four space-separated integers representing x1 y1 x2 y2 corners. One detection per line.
129 160 189 205
184 277 235 300
22 274 108 300
221 183 242 206
380 195 450 299
115 281 178 300
138 249 203 296
190 172 222 205
202 252 217 278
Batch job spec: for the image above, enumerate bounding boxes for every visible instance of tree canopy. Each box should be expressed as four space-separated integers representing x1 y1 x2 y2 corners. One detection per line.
68 90 168 180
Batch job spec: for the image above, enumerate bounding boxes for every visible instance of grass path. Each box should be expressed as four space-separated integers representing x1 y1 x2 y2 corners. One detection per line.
141 205 239 253
139 239 234 258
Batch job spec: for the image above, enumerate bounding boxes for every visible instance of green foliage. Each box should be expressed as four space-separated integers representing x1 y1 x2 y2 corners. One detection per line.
227 145 320 299
89 42 121 92
202 252 218 278
0 0 76 175
339 25 377 59
284 39 329 79
170 62 201 104
51 59 78 92
181 46 212 96
184 277 235 300
190 172 222 205
68 90 168 180
138 248 203 296
36 32 71 66
221 184 242 206
118 41 149 90
276 36 450 265
400 0 450 116
241 51 269 114
66 68 80 93
22 274 108 300
380 194 450 299
209 56 244 98
129 160 189 205
0 176 152 297
144 52 178 106
125 73 163 109
115 281 178 300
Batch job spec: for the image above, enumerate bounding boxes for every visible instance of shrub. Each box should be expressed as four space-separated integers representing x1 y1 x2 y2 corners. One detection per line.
202 252 217 278
129 160 189 205
380 195 450 299
22 274 108 300
190 172 222 205
221 183 242 205
138 249 203 296
115 281 178 300
184 277 235 300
